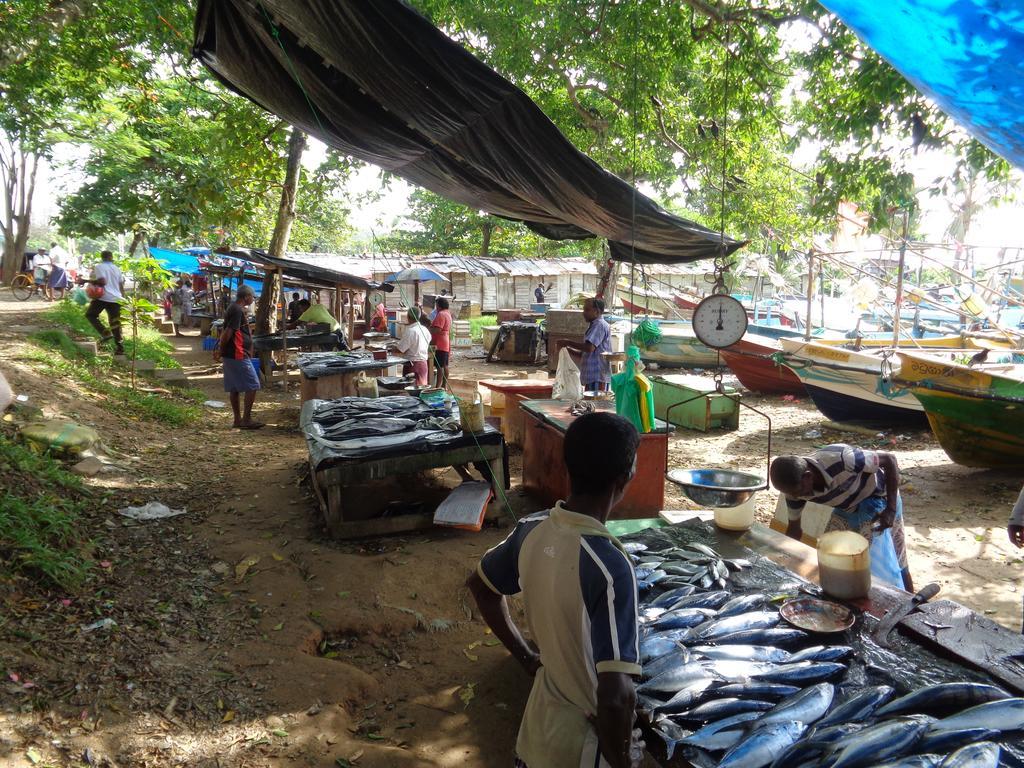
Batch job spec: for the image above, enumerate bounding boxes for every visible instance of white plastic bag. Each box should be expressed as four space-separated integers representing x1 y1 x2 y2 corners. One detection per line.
552 347 584 401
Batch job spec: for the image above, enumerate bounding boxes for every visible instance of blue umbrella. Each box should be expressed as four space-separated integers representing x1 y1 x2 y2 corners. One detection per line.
385 267 450 303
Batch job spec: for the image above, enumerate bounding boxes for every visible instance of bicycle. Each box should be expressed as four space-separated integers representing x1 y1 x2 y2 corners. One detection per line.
9 271 34 301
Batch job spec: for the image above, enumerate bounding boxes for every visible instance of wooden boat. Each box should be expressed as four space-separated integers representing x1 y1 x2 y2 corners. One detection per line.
720 333 805 395
616 282 685 318
778 339 928 426
637 324 723 368
895 350 1024 467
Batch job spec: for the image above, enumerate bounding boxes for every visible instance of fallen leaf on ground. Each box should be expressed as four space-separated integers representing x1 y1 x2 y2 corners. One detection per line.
273 622 284 631
235 555 260 582
459 682 475 708
222 710 235 723
26 748 41 764
396 660 412 669
272 552 284 561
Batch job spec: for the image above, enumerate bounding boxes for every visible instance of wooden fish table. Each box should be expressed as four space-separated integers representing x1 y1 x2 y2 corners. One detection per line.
520 399 671 518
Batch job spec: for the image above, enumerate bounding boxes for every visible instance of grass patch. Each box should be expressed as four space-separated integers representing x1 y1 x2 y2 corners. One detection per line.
468 315 497 341
27 330 202 426
0 433 92 591
43 299 181 369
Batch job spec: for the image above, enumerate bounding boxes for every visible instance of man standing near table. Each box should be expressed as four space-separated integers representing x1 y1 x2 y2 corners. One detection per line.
430 296 452 388
466 412 644 768
561 297 612 392
771 444 914 591
213 284 263 430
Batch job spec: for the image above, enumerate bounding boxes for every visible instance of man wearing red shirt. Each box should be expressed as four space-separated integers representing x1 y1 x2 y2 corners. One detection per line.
430 297 452 388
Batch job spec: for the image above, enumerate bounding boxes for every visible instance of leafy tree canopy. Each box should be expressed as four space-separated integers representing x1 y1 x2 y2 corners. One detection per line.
405 0 1010 252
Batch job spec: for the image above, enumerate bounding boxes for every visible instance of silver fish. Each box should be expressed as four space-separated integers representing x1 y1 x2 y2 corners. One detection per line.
718 720 808 768
929 697 1024 733
751 661 846 685
786 644 855 663
640 634 680 663
816 685 895 728
652 678 718 714
648 585 697 608
717 593 768 618
917 727 1000 754
938 742 1001 768
664 589 731 611
639 663 725 694
869 758 941 768
681 710 763 744
691 644 791 664
711 627 809 646
694 610 780 641
712 682 801 701
828 717 930 768
874 683 1011 719
642 647 690 680
676 697 775 721
758 682 834 728
649 607 717 631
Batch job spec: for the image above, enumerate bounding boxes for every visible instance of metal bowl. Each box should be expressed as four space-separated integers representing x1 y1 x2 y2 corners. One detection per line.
666 468 766 508
780 597 855 633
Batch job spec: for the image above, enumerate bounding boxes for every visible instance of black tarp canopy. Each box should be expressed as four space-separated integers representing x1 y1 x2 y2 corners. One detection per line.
192 0 743 265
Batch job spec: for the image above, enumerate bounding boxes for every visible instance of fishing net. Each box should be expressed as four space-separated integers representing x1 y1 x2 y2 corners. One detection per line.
631 318 662 349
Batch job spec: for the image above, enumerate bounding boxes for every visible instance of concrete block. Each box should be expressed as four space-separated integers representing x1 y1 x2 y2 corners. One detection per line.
75 341 98 355
154 368 188 386
133 359 156 371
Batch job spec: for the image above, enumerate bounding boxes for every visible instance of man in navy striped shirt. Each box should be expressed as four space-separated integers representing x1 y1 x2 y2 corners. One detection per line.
467 412 644 768
771 444 914 591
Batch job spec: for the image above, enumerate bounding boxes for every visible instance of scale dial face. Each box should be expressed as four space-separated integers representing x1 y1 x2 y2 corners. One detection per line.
692 293 748 348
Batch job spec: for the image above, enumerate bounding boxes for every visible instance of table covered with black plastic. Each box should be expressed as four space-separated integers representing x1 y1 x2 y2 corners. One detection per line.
301 396 508 538
297 352 403 403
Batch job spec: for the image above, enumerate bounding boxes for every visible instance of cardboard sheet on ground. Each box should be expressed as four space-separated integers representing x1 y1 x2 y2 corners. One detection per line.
433 481 493 532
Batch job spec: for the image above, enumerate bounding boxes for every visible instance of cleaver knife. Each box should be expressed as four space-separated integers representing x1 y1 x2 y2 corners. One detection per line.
873 583 941 648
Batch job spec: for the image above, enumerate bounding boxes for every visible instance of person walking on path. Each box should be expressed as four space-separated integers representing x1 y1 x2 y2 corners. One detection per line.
430 296 452 388
467 412 645 768
213 284 263 429
82 250 125 356
771 444 914 591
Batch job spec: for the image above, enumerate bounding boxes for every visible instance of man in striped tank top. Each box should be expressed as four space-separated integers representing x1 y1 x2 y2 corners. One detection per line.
771 444 913 592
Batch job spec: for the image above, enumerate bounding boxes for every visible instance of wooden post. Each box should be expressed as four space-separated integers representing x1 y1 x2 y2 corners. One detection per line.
892 210 910 348
346 290 355 347
278 268 287 387
804 251 815 341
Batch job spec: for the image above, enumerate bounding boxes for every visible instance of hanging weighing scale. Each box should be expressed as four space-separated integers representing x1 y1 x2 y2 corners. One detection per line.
664 256 773 523
691 292 748 350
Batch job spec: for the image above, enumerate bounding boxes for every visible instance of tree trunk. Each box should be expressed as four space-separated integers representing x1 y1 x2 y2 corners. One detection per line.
0 139 39 283
256 126 307 337
127 229 145 257
480 220 492 259
256 127 306 380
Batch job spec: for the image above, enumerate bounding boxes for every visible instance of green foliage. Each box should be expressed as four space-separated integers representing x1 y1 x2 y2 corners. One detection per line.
42 300 180 369
468 315 498 341
26 333 201 426
408 0 1008 243
0 433 92 591
382 189 601 258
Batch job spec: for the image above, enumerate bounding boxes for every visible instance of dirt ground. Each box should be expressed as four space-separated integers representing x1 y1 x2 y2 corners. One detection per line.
1 293 1022 768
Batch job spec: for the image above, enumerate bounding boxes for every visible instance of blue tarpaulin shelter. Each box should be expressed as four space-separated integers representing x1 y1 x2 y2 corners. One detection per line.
823 0 1024 169
148 246 201 275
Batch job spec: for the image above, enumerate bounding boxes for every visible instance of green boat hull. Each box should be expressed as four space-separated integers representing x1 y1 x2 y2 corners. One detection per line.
912 389 1024 468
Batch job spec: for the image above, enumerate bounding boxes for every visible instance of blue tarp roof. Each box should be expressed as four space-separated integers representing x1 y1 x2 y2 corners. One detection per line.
148 246 201 275
823 0 1024 169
